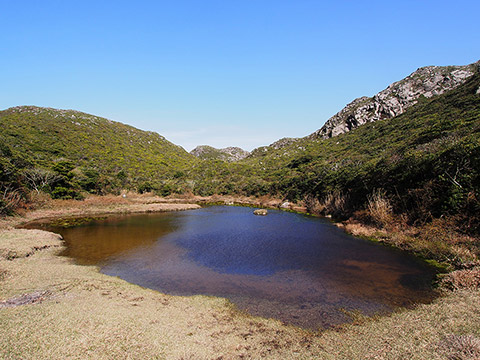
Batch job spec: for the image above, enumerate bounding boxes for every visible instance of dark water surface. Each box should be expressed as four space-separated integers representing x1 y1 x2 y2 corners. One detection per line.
44 206 437 329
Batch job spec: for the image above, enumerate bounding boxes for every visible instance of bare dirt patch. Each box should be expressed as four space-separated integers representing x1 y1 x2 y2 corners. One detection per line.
0 290 51 308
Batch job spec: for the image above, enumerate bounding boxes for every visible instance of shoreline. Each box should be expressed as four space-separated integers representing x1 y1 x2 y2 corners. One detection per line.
1 194 479 359
0 195 202 231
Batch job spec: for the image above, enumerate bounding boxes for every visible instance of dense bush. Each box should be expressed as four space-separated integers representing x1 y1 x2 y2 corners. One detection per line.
0 147 28 215
49 161 83 200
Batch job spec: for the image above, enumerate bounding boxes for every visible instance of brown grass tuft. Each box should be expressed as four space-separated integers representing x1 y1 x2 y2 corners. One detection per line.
303 195 324 215
442 268 480 290
437 334 480 360
367 189 393 228
321 191 348 217
0 188 24 216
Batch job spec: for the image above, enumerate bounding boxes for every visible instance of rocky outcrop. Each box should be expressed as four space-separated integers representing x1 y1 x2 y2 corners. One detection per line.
190 145 250 162
310 61 480 139
249 138 301 158
269 137 300 150
253 209 268 216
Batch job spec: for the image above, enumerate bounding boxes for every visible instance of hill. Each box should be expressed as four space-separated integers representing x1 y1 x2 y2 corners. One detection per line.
190 145 250 162
249 138 300 158
1 61 479 238
0 106 196 207
235 68 480 234
187 66 480 237
245 62 479 159
309 61 479 139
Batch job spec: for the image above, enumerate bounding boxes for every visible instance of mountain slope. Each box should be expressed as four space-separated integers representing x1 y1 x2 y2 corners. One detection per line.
0 106 196 190
310 60 479 139
249 138 300 158
1 62 479 235
233 69 480 233
190 145 250 162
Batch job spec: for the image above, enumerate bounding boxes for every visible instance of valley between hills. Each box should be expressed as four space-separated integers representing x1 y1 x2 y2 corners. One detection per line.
1 60 480 359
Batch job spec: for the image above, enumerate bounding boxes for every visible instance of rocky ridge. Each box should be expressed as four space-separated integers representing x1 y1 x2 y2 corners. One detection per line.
310 61 480 139
190 145 250 162
249 138 300 157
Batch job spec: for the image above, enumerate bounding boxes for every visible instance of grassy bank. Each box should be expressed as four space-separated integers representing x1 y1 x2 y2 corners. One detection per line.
0 193 201 230
1 195 480 359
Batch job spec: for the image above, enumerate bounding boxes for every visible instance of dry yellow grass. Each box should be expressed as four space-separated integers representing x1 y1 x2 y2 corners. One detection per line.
367 189 394 228
1 197 479 359
0 229 315 359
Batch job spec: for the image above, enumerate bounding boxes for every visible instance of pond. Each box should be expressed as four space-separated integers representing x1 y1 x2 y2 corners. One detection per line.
39 206 438 329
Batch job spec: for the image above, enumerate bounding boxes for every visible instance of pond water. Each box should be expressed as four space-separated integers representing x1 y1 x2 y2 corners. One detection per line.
41 206 437 329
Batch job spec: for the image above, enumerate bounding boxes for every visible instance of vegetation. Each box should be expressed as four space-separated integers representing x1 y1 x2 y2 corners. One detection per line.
0 106 196 206
1 70 479 263
237 72 480 236
1 69 480 358
190 145 250 162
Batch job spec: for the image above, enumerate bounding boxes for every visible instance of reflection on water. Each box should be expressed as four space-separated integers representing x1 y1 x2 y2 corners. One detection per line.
57 215 179 265
43 206 437 329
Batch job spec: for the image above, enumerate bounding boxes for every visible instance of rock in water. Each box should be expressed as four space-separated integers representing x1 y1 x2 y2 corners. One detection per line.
253 209 268 216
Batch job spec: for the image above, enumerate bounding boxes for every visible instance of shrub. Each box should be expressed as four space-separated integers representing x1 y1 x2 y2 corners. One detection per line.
193 180 215 197
155 184 173 197
79 169 100 193
48 160 83 199
137 182 155 194
0 188 23 216
51 187 84 200
23 168 60 193
304 195 324 215
52 161 75 179
441 268 480 291
321 191 348 218
367 189 393 228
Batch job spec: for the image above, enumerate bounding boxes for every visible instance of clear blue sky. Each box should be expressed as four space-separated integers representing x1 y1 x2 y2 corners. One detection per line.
1 0 479 151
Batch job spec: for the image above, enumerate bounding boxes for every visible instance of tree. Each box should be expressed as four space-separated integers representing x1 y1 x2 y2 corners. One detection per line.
23 168 61 193
50 160 83 200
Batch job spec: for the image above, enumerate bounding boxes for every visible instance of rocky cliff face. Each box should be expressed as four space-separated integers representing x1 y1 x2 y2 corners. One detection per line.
190 145 250 162
310 61 480 139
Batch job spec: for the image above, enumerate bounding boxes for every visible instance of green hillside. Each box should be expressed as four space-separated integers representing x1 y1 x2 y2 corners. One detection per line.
190 145 250 162
290 73 477 228
197 71 480 234
191 145 227 160
1 71 479 237
0 106 196 207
